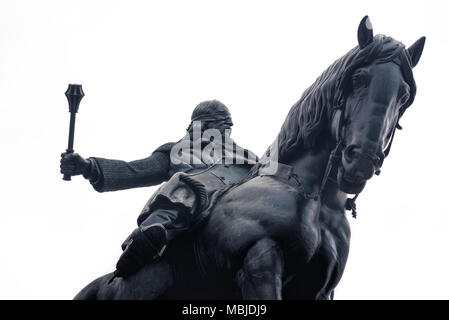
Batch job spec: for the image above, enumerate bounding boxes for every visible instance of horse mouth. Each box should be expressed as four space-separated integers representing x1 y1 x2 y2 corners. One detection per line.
337 169 367 194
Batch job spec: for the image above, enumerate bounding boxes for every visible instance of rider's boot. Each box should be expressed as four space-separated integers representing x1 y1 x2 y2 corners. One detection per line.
112 206 190 280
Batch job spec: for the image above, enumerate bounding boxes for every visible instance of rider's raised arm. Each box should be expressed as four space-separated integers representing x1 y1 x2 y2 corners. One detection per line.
85 142 175 192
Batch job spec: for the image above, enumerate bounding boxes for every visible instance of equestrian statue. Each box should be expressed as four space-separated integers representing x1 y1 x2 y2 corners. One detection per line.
61 16 425 299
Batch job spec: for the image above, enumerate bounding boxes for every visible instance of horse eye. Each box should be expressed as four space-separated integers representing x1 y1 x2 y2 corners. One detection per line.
352 73 368 89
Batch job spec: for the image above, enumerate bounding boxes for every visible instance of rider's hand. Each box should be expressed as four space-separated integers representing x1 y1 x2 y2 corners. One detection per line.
60 152 91 177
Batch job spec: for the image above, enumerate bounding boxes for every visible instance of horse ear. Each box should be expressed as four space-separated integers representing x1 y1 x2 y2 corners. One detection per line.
407 36 426 68
357 16 374 48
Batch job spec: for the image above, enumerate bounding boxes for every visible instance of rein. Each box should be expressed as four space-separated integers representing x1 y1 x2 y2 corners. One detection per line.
276 48 413 220
317 99 402 218
317 46 413 218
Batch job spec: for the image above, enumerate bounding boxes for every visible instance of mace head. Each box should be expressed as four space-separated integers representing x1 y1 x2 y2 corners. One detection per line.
65 84 84 113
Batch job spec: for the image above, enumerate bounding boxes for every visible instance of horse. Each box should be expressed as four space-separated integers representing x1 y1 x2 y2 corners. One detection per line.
74 16 425 300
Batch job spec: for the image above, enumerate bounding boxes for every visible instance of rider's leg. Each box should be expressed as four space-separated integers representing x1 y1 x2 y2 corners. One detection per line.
140 205 192 240
237 238 284 300
115 205 192 279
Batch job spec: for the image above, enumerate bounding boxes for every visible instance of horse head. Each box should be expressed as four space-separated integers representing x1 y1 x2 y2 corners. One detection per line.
334 16 425 194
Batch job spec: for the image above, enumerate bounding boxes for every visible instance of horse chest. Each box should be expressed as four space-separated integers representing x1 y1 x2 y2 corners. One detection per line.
284 197 331 261
293 216 350 298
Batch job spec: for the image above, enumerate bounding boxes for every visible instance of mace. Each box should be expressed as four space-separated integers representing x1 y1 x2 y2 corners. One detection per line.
63 84 85 181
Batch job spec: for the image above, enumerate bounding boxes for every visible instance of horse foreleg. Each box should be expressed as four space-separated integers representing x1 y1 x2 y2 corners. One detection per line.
236 238 284 300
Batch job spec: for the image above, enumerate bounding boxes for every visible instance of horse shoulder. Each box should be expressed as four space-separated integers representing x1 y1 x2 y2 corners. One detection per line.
205 176 308 257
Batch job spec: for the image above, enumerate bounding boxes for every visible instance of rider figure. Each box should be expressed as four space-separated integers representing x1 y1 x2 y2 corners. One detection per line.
60 100 258 279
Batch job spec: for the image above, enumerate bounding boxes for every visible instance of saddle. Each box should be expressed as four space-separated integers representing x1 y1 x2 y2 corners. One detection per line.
257 161 301 188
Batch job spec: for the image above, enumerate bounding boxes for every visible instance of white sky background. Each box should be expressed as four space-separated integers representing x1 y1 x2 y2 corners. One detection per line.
0 0 447 299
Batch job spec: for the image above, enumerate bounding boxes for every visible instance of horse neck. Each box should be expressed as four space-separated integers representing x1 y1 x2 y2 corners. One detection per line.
284 140 347 211
284 141 330 193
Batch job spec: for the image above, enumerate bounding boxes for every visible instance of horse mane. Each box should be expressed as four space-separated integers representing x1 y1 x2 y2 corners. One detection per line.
275 35 417 162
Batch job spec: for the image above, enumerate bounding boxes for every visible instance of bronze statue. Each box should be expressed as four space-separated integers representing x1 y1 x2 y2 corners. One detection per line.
67 16 425 299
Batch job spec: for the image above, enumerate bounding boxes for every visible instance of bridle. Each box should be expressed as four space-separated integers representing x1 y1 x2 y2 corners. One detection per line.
318 56 411 219
285 49 415 219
